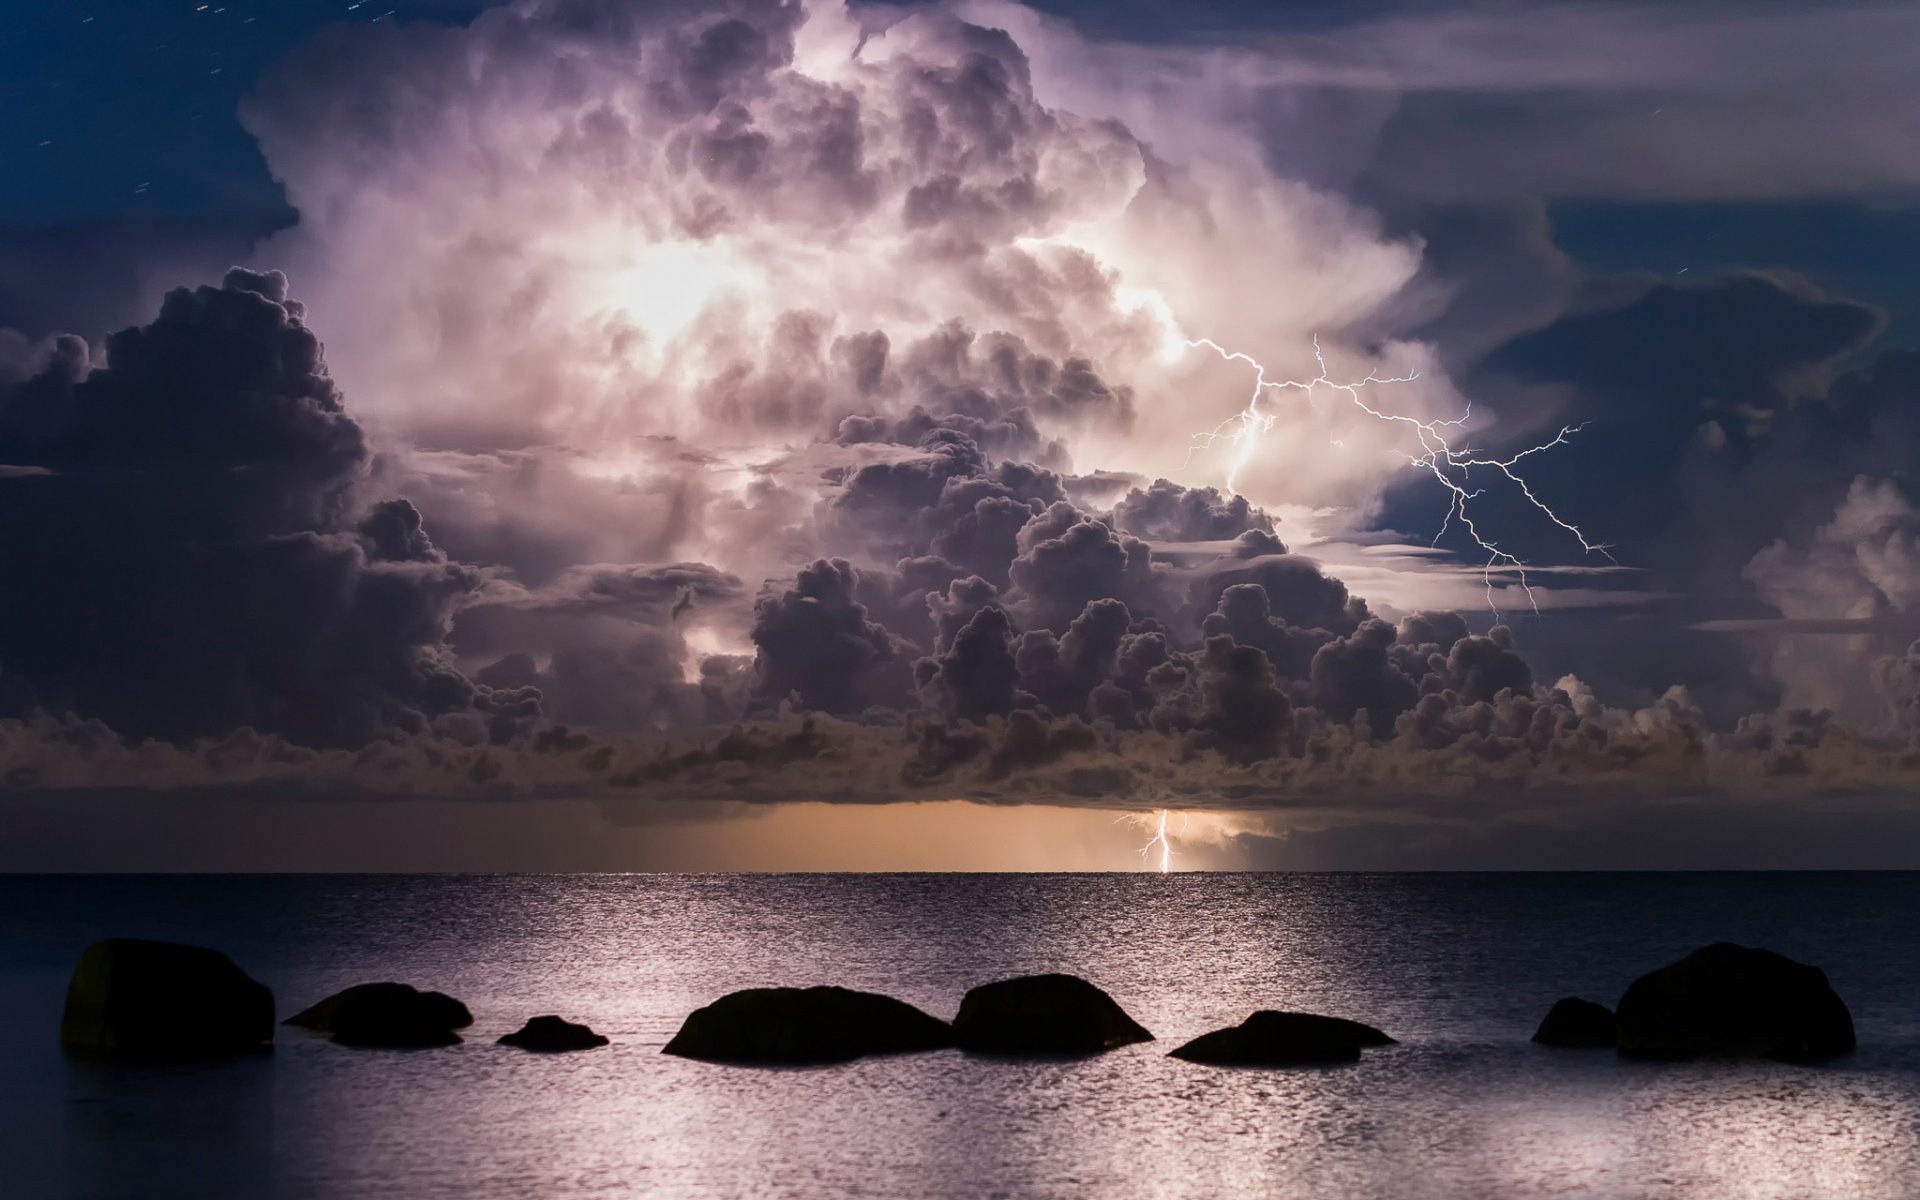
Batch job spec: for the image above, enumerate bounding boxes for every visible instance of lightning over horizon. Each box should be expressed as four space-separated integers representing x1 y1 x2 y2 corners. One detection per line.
9 0 1919 894
1138 809 1175 874
1183 336 1612 617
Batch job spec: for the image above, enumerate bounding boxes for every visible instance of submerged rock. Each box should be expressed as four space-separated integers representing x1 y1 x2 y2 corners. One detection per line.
1532 997 1617 1048
61 938 274 1058
952 974 1153 1056
1170 1010 1393 1065
663 986 953 1064
1614 943 1854 1060
498 1015 609 1052
286 982 472 1048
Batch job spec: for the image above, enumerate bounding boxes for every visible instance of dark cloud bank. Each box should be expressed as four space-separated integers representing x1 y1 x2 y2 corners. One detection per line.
4 0 1920 867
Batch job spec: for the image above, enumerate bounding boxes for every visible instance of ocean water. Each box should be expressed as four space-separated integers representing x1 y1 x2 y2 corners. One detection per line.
3 873 1919 1199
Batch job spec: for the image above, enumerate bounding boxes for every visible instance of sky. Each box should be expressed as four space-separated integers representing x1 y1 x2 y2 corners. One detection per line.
2 0 1919 870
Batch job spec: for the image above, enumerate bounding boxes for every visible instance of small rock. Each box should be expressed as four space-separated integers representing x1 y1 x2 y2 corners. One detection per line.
1532 997 1617 1048
952 974 1153 1056
61 939 274 1058
1615 942 1854 1060
286 982 472 1048
663 986 953 1064
499 1015 609 1052
1170 1010 1393 1065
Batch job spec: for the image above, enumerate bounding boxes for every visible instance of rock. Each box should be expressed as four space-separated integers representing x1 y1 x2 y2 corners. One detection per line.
1614 942 1854 1060
952 973 1153 1056
285 982 472 1048
498 1015 609 1052
1532 997 1617 1048
1169 1010 1393 1065
60 938 275 1058
662 986 954 1064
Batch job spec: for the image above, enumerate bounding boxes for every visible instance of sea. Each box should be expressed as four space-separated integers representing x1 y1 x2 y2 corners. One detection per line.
3 872 1918 1199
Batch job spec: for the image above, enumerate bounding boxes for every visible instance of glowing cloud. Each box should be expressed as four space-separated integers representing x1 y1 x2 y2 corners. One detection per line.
595 237 762 352
240 0 1448 586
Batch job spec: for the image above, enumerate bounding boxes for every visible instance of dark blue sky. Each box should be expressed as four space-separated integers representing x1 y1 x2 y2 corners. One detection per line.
0 0 485 224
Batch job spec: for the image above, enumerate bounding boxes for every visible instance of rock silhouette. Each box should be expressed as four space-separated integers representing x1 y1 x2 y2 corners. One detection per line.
286 982 473 1048
663 986 954 1064
1170 1010 1393 1065
60 938 274 1058
1614 943 1854 1060
952 974 1153 1055
1532 997 1617 1048
498 1015 609 1052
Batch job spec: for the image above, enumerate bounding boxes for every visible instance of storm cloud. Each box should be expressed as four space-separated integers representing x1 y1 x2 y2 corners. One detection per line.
2 0 1920 870
0 269 535 748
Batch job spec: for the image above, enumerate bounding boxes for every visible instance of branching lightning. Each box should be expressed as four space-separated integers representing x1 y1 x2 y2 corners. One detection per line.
1140 809 1171 873
1127 809 1184 873
1184 336 1610 616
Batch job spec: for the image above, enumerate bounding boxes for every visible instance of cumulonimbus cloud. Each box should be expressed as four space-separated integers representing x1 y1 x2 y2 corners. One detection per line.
4 0 1920 844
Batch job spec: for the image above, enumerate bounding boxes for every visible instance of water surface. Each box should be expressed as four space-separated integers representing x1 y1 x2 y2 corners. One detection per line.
3 873 1917 1198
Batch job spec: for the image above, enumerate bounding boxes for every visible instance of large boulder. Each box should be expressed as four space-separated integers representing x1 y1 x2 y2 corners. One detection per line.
60 938 274 1058
1170 1010 1393 1065
285 982 472 1048
952 974 1153 1056
1532 997 1617 1048
1614 943 1854 1060
662 986 954 1064
498 1015 609 1052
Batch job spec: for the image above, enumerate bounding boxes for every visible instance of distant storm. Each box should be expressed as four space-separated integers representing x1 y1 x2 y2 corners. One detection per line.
4 0 1920 867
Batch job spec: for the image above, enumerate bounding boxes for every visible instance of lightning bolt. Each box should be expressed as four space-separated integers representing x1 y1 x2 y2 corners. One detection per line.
1184 336 1610 617
1135 809 1176 873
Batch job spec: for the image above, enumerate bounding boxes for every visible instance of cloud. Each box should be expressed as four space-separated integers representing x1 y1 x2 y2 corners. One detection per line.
5 0 1920 860
8 660 1915 818
6 241 1780 804
916 602 1020 719
1729 476 1920 725
1005 500 1161 632
1486 274 1882 436
995 0 1920 204
1357 3 1920 203
1466 273 1883 565
1110 476 1273 543
1473 270 1920 724
231 0 1462 560
0 269 536 748
749 557 909 714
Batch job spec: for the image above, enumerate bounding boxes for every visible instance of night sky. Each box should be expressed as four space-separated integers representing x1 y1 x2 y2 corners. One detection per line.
3 0 1918 869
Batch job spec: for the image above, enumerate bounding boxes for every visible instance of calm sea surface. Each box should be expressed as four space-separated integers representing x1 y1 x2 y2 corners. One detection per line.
3 873 1919 1199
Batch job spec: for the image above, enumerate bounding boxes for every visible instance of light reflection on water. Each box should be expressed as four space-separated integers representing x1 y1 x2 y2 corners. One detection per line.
3 873 1920 1198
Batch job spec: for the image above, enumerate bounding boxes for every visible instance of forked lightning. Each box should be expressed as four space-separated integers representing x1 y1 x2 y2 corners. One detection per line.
1184 336 1610 616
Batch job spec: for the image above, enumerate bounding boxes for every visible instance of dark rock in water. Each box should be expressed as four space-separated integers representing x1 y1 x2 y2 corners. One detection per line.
1614 943 1854 1060
663 986 953 1064
286 982 473 1032
1170 1010 1393 1065
952 973 1153 1056
61 938 274 1058
498 1015 609 1052
1532 997 1617 1048
286 982 472 1048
